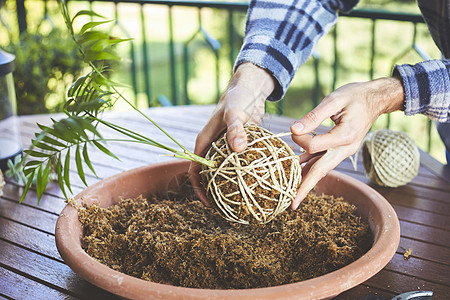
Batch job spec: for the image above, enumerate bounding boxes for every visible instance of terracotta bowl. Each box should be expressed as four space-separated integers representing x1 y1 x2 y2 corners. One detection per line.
55 160 400 300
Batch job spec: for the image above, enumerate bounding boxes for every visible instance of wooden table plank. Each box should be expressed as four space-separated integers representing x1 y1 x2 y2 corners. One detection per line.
0 218 62 262
399 220 450 248
398 237 450 266
0 198 58 234
0 240 118 299
0 266 75 300
363 269 448 298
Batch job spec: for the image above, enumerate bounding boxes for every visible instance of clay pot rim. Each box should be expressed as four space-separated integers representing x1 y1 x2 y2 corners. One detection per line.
55 160 400 300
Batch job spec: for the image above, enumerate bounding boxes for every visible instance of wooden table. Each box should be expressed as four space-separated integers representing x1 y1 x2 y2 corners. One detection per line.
1 105 449 299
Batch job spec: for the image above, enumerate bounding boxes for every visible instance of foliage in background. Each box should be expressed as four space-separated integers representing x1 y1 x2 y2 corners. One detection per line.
4 27 84 115
7 0 213 203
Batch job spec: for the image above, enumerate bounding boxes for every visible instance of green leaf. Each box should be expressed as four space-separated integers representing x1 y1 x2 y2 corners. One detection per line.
52 118 78 143
23 150 51 158
83 142 97 177
20 170 35 203
74 116 102 139
61 117 89 141
35 165 43 198
77 31 109 46
23 165 38 176
36 133 66 148
93 140 119 160
90 38 132 52
72 10 106 23
36 162 51 203
24 160 43 167
79 20 113 35
37 123 55 135
56 153 68 199
64 148 73 194
68 74 88 98
84 50 121 62
75 144 87 186
32 140 59 152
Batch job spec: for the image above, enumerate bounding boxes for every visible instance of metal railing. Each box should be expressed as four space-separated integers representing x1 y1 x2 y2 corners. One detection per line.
10 0 441 154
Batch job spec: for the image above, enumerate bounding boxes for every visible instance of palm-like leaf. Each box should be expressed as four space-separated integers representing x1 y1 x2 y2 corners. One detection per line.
9 0 214 204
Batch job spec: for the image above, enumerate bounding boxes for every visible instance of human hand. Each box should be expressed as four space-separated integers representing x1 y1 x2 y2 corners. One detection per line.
290 77 404 209
189 63 275 206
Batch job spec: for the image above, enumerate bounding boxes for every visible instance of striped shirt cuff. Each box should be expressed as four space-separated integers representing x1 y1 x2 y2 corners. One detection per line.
394 59 450 122
234 35 298 101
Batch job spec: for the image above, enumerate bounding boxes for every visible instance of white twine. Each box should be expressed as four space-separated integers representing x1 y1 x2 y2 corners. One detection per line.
362 129 420 187
200 124 301 224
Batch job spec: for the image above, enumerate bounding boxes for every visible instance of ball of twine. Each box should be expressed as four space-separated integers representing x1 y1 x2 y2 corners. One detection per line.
200 124 301 224
362 129 420 187
0 170 4 198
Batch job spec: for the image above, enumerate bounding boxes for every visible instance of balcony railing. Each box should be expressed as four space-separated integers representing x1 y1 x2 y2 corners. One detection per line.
7 0 445 160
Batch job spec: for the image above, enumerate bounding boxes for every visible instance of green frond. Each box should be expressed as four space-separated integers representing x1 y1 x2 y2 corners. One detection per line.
79 20 113 35
71 10 106 23
11 0 214 204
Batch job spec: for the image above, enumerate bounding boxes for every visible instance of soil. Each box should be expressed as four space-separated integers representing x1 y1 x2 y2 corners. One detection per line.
76 182 373 289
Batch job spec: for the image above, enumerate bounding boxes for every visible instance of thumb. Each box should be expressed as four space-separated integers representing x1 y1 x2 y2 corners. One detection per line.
226 121 247 152
224 105 250 152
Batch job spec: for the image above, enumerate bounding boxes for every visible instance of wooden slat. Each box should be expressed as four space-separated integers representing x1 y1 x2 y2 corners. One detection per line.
334 284 396 299
398 237 450 266
0 240 118 299
385 254 450 286
363 269 448 298
393 205 450 231
0 198 58 234
2 183 66 215
378 190 450 216
0 266 74 300
0 217 61 261
399 220 450 248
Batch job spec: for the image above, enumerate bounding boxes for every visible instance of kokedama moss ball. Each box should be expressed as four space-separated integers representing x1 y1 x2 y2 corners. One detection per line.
362 129 420 187
200 124 301 224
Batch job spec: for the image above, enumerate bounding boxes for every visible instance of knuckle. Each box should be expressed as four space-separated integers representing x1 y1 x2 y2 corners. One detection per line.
303 110 320 125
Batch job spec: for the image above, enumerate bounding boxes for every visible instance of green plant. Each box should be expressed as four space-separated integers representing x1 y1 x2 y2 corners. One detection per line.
8 0 214 202
5 27 84 115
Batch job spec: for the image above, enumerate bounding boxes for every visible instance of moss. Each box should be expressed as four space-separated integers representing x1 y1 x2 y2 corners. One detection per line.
77 183 372 289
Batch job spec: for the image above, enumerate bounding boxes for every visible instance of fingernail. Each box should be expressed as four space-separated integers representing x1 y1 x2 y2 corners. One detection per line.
233 138 245 148
292 122 304 133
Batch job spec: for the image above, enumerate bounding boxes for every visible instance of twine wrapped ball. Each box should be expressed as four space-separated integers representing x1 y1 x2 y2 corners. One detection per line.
200 124 301 224
362 129 420 187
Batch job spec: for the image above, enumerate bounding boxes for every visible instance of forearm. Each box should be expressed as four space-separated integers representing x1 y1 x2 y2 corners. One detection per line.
229 63 275 101
369 76 405 116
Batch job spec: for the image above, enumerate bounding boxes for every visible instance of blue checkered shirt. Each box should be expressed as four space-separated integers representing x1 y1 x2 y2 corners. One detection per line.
235 0 450 122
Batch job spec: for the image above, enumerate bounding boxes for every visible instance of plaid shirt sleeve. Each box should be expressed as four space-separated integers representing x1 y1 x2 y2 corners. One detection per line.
234 0 359 101
394 60 450 122
393 0 450 123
